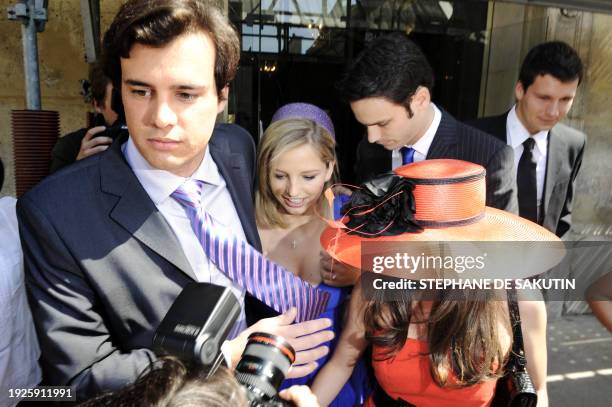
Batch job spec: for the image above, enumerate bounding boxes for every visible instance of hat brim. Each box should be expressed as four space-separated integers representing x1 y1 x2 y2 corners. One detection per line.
321 207 565 278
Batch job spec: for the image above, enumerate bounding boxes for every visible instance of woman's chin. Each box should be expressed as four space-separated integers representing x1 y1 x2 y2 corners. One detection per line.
279 202 315 217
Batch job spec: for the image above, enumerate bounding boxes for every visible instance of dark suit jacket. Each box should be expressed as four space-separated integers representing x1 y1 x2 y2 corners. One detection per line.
354 109 518 213
49 127 87 174
18 124 265 400
469 112 586 238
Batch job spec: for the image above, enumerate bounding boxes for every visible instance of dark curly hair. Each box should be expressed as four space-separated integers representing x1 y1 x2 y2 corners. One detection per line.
101 0 240 100
519 41 583 90
337 32 434 117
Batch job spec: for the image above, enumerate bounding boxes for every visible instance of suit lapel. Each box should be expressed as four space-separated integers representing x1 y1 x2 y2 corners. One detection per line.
100 136 197 281
209 133 261 250
427 110 457 159
542 127 565 220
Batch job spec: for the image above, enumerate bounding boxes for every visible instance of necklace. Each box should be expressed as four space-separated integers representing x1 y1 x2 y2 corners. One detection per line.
291 239 298 249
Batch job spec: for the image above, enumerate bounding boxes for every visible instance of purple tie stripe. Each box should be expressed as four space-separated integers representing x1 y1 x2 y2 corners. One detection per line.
172 180 329 323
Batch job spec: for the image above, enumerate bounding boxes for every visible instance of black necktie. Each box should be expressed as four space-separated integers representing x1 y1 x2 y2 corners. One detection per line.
517 138 538 223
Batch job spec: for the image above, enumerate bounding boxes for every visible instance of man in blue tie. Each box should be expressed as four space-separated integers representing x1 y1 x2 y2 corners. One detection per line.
344 32 517 213
17 0 332 401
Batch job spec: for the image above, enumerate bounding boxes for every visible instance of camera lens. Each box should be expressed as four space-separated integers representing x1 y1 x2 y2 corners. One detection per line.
234 332 295 401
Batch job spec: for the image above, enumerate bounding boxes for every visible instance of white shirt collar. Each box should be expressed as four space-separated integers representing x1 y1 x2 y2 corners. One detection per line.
402 103 442 156
507 105 548 154
123 136 222 205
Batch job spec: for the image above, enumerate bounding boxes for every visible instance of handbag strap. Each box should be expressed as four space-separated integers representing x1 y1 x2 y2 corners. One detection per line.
507 288 528 372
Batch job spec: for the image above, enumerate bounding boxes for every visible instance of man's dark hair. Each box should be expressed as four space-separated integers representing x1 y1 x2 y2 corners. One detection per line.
101 0 240 100
89 63 111 106
337 32 434 117
519 41 583 90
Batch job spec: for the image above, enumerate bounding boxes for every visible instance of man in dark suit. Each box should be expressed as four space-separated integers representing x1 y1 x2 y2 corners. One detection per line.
469 41 585 238
17 0 331 400
343 32 517 213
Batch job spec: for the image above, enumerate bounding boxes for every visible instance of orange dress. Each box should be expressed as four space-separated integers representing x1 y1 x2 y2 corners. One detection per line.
364 339 497 407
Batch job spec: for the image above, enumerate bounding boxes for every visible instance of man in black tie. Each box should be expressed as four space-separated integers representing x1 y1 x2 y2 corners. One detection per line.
345 32 517 213
470 41 585 238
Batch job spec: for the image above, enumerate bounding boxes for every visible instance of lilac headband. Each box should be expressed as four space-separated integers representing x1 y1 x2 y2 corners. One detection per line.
270 103 335 139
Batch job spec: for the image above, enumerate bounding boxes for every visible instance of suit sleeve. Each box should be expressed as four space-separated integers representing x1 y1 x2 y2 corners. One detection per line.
485 144 518 214
17 195 156 400
556 136 586 238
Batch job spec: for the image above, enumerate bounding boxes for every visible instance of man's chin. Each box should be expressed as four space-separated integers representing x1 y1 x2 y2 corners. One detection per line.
377 142 396 150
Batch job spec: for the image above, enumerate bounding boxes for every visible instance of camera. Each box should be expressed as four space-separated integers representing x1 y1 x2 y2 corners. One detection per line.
235 332 296 407
153 283 296 406
153 283 242 366
95 122 128 141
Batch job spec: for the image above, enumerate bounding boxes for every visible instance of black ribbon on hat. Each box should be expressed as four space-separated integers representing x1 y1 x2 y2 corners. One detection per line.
341 174 423 237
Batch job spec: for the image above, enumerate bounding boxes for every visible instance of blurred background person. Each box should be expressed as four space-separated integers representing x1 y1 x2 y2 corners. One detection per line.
50 63 120 173
586 271 612 332
0 157 41 407
255 103 368 406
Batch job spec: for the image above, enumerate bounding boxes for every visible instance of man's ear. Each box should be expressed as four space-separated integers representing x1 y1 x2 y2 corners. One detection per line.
411 86 431 113
515 81 525 101
93 99 102 114
217 86 229 114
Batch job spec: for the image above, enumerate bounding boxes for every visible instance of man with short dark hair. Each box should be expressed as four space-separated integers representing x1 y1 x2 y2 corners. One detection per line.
344 32 517 213
470 41 585 237
18 0 331 400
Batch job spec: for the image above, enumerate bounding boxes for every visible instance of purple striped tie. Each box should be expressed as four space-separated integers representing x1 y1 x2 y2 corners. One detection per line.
172 180 330 322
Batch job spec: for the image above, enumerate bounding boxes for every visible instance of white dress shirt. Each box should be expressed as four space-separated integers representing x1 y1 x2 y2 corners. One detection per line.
0 197 42 407
123 138 248 335
507 105 548 216
392 103 442 170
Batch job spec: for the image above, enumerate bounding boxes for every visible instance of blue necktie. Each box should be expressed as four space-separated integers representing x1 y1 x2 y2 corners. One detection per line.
172 180 330 323
401 147 415 165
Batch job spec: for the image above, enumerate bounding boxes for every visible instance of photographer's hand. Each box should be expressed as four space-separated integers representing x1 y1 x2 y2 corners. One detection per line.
227 308 334 379
76 126 113 160
279 385 320 407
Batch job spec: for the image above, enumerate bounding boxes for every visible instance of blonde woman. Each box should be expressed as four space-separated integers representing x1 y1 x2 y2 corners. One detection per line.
256 103 368 406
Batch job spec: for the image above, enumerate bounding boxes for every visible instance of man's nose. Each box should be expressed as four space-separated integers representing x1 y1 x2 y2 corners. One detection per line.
367 127 381 143
151 100 178 128
545 101 560 118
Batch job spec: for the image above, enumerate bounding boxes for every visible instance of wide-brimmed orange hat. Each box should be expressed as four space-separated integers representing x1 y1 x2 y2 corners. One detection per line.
321 159 565 279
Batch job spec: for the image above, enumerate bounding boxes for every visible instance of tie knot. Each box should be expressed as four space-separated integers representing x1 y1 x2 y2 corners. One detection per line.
172 179 204 210
523 137 536 151
401 147 415 165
